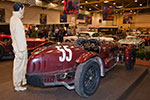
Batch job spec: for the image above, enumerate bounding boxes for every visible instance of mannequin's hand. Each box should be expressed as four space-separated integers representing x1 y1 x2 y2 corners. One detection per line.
17 51 24 59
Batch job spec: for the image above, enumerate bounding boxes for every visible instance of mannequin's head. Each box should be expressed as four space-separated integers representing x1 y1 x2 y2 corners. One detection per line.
13 2 25 18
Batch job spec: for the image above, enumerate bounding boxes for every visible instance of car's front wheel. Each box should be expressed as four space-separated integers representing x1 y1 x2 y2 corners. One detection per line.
0 46 4 59
74 60 100 98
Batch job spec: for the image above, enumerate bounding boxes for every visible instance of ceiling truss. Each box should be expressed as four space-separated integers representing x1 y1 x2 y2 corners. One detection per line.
3 0 150 13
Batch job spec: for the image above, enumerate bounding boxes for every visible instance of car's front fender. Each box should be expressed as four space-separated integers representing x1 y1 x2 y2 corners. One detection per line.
76 51 101 63
124 45 135 62
76 56 105 77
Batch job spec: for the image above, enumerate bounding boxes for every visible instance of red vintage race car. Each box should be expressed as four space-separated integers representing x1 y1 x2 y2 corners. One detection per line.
0 38 55 59
26 39 136 98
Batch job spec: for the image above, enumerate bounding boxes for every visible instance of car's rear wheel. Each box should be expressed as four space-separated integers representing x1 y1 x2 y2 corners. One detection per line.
140 43 145 49
3 38 9 43
125 48 136 70
0 46 4 59
148 40 150 46
75 60 100 98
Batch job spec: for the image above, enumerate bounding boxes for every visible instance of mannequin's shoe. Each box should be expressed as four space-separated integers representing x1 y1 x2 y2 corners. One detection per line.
15 86 27 92
22 82 27 86
22 79 27 86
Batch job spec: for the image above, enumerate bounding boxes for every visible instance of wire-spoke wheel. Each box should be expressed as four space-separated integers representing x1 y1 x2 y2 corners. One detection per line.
75 60 100 98
125 48 136 70
0 46 4 59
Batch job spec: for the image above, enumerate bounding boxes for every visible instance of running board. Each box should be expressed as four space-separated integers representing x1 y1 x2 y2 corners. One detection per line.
105 63 117 72
44 82 75 90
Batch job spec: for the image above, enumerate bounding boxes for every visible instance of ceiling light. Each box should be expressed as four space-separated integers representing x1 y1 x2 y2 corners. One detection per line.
134 12 136 14
80 6 83 8
113 2 116 5
116 6 123 8
61 0 64 3
95 4 98 6
84 11 90 15
35 0 41 3
135 0 137 2
85 1 88 3
139 4 142 6
48 3 57 7
104 0 109 3
89 8 92 10
35 0 39 2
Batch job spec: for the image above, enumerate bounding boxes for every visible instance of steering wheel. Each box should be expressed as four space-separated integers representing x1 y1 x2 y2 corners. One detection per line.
86 39 100 52
74 38 87 47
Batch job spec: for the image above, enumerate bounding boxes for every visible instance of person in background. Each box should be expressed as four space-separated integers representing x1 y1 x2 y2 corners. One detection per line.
110 29 115 35
10 2 28 92
58 27 65 42
67 27 72 36
55 26 59 41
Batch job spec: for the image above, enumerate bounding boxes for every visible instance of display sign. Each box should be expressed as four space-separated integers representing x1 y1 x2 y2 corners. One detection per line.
64 0 79 14
60 13 67 22
40 14 47 24
77 14 84 20
85 15 92 24
103 5 114 20
0 8 5 23
123 13 133 24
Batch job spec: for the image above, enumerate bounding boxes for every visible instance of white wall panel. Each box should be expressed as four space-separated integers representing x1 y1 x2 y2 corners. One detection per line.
135 13 150 27
0 1 60 24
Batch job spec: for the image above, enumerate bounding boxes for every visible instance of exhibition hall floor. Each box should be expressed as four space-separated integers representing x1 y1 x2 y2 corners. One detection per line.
0 58 150 100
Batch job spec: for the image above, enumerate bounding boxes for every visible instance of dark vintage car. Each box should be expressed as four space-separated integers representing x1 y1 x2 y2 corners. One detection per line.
0 38 55 59
26 39 136 98
0 32 11 42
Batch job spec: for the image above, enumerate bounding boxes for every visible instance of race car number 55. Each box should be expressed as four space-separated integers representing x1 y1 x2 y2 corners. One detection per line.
56 45 72 62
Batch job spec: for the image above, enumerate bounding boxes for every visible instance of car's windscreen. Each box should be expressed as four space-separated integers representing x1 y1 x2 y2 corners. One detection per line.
78 33 90 38
92 33 99 37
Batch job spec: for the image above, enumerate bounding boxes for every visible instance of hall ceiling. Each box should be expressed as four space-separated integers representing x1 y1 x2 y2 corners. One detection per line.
42 0 150 12
4 0 150 13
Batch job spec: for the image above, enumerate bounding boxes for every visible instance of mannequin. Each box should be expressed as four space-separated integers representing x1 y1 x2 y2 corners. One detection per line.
10 2 28 91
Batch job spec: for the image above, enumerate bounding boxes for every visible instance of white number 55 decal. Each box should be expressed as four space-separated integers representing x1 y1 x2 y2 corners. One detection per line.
55 45 72 62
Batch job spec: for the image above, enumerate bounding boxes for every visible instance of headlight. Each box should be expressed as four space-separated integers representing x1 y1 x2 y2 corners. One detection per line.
33 51 40 55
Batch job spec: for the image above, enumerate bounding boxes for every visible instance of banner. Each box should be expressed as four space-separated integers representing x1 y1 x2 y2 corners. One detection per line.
60 13 67 22
40 14 47 24
77 14 84 20
64 0 79 14
123 13 133 24
103 5 114 20
85 15 92 24
0 8 5 23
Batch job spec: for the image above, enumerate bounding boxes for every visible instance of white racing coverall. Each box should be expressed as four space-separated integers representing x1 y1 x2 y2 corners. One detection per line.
10 11 28 88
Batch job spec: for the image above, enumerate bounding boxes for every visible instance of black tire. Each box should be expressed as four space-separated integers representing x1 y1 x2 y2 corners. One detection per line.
65 40 71 42
125 48 136 70
0 46 4 59
3 38 9 43
140 43 145 49
148 41 150 46
75 60 100 98
28 50 32 57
